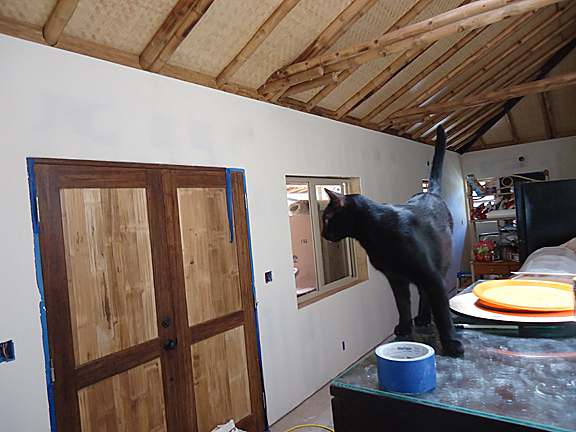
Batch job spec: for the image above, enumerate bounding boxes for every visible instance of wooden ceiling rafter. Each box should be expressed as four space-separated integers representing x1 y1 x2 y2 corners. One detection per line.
331 0 441 119
269 0 524 80
505 112 520 143
429 25 576 145
283 73 339 97
439 18 576 146
456 34 576 152
43 0 79 46
216 0 301 88
386 71 576 122
140 0 215 73
539 91 556 138
378 9 544 132
361 26 484 125
264 0 380 103
410 5 573 140
300 0 434 112
408 4 575 140
266 0 566 88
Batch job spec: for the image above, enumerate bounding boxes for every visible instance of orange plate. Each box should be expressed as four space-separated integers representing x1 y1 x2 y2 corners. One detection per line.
472 279 575 312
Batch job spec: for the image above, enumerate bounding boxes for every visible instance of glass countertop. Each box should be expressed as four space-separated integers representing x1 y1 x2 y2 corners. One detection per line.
332 325 576 431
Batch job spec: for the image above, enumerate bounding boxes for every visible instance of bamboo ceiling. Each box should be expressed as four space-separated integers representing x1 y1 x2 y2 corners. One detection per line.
2 0 576 152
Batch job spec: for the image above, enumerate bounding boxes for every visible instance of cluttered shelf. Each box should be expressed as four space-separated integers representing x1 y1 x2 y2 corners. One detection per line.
466 171 549 274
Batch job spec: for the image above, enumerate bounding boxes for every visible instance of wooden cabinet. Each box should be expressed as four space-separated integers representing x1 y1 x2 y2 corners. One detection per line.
470 260 521 282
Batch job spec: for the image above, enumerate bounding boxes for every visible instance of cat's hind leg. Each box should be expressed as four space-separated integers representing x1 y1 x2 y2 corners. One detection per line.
388 278 413 337
421 276 464 357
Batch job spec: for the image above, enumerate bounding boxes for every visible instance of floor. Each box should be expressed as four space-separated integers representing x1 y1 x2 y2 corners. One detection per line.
268 383 334 432
267 336 393 432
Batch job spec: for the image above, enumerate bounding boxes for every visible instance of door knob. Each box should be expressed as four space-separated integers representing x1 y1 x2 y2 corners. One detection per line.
162 317 172 328
164 338 178 351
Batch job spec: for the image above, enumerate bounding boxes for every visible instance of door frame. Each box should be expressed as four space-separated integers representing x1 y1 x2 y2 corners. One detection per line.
29 158 266 432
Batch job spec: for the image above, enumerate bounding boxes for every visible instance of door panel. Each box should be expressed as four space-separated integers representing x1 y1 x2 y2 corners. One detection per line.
34 160 265 432
191 326 251 432
78 358 167 432
60 188 158 365
177 187 242 327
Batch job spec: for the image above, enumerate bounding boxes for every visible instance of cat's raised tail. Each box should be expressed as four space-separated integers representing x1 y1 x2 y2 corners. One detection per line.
428 124 447 196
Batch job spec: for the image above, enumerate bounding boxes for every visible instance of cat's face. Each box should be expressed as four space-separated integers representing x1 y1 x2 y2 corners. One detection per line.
321 189 348 242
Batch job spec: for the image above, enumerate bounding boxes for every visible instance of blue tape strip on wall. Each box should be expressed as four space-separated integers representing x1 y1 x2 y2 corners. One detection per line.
225 168 269 428
27 158 58 432
225 168 234 243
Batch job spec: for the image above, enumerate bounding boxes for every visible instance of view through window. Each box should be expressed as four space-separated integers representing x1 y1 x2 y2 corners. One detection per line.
286 177 359 304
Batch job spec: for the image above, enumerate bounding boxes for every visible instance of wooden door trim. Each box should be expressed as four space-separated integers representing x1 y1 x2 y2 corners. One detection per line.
35 157 227 175
160 169 198 432
35 164 82 431
231 172 267 429
188 311 245 345
76 338 162 389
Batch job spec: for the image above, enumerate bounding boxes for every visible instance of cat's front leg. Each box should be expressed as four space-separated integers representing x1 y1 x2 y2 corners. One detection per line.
414 289 431 327
389 278 413 337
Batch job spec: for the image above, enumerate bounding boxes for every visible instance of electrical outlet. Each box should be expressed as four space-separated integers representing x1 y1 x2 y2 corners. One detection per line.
0 340 15 363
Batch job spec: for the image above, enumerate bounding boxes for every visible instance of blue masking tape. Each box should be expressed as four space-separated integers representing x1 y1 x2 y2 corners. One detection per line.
27 158 58 431
225 168 234 243
376 341 436 393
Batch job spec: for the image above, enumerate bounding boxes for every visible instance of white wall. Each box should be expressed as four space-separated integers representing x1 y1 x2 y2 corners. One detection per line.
0 34 467 431
460 137 576 181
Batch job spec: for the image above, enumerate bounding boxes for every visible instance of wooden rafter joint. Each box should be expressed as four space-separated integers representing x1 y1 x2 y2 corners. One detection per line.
257 67 324 95
282 73 339 97
387 72 576 120
43 0 80 46
140 0 215 72
264 0 566 84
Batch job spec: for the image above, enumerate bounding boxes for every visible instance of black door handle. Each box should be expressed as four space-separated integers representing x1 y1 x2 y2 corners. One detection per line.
164 338 178 351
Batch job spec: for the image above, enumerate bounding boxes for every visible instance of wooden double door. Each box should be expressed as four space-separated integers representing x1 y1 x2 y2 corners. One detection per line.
34 160 266 432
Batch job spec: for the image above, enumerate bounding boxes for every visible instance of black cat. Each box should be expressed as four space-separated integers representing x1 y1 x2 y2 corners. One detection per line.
322 125 464 357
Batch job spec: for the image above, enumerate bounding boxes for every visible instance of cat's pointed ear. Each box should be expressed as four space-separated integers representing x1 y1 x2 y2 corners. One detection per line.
325 189 347 210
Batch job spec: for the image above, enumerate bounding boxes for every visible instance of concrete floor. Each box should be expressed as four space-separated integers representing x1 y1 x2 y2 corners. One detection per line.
268 383 334 432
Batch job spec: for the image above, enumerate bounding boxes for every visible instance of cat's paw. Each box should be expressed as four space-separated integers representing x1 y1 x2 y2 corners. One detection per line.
394 323 413 337
442 339 464 357
414 314 431 327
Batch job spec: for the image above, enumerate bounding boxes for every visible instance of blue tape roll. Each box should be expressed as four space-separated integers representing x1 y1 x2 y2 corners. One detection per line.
376 341 436 393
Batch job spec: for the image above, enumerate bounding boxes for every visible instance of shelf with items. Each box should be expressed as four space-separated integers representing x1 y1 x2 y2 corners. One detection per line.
467 175 519 263
466 171 549 268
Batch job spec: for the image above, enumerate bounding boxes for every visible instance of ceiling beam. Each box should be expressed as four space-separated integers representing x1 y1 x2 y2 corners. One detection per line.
43 0 79 46
361 25 484 125
302 0 434 111
369 8 537 128
267 0 565 83
410 5 571 139
282 73 339 97
538 91 555 138
386 71 576 121
268 0 381 105
293 0 380 63
456 35 576 153
216 0 301 87
140 0 215 72
420 14 576 141
505 112 520 143
331 0 442 118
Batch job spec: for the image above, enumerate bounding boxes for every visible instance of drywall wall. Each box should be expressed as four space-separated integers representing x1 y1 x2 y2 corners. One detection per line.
0 34 467 430
460 137 576 181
